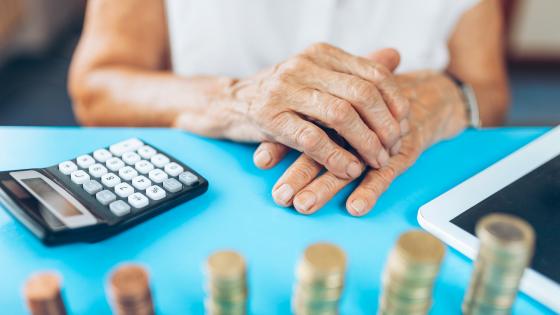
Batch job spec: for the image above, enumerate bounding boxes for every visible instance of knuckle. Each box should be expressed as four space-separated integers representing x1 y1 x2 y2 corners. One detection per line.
268 111 291 130
289 164 314 183
321 176 340 194
304 42 333 56
379 121 400 144
296 126 323 151
325 148 346 166
370 64 390 81
280 56 311 75
325 99 352 126
355 82 378 103
379 166 396 185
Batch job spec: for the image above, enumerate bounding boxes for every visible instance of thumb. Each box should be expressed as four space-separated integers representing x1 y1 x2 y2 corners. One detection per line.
364 48 400 72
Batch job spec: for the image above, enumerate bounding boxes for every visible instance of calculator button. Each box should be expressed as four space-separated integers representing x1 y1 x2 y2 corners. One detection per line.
164 162 184 177
71 170 90 185
118 166 138 181
110 138 144 156
83 180 103 195
96 190 117 205
146 185 166 201
106 157 125 172
178 172 198 186
122 151 141 165
93 149 113 162
131 175 152 190
148 169 168 183
114 182 135 198
128 192 149 209
89 163 108 178
150 154 170 168
137 145 157 159
163 178 183 193
109 200 131 217
76 155 96 168
135 160 154 174
101 173 121 188
58 161 77 175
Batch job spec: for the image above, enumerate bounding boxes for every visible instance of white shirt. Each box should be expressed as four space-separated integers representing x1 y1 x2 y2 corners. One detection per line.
165 0 478 77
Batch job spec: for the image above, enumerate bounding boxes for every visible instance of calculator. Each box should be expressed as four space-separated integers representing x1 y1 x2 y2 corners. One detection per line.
0 138 208 245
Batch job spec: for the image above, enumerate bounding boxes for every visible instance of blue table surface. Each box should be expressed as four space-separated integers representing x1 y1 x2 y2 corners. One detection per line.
0 126 555 315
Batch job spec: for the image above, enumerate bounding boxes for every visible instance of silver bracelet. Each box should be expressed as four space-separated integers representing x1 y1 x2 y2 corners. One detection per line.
449 75 481 128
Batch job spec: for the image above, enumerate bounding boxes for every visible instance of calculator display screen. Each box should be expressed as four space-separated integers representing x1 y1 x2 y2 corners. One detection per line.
20 178 82 217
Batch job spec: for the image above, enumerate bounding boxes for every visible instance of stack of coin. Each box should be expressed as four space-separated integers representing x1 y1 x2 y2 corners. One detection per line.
292 242 347 315
107 264 155 315
462 213 535 315
378 230 446 315
23 272 67 315
204 250 248 315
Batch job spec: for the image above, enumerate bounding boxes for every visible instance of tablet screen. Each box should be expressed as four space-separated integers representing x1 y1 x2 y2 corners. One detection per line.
451 154 560 284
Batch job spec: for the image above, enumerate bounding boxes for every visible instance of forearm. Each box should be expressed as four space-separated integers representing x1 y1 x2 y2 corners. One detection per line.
70 66 238 131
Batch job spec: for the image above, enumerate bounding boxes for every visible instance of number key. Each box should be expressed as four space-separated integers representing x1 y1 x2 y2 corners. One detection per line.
146 185 166 201
148 169 168 183
93 149 112 162
106 157 125 172
114 182 134 198
119 166 138 181
128 192 149 209
101 173 121 188
71 170 90 185
89 163 108 178
151 154 170 168
59 161 77 175
77 155 96 168
131 175 151 190
164 162 184 177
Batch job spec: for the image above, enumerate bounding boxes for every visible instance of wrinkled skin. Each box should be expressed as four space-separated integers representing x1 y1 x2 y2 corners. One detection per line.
255 68 468 216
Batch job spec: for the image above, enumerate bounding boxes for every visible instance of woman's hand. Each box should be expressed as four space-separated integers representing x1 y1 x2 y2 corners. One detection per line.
255 71 469 214
215 43 410 180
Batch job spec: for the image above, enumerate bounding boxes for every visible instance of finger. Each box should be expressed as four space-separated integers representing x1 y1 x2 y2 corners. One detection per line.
293 63 400 156
293 172 351 214
288 86 388 168
304 43 410 135
364 48 400 72
271 155 322 207
253 142 290 169
346 153 413 216
268 111 363 180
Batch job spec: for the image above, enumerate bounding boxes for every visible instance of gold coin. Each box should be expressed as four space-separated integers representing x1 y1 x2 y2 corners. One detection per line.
476 214 535 254
394 230 445 265
206 250 246 281
301 243 346 275
24 272 67 315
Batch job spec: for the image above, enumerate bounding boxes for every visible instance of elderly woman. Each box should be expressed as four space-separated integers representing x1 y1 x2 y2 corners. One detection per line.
69 0 509 216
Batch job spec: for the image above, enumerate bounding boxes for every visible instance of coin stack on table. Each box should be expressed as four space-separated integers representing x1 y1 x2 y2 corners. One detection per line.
292 242 347 315
378 230 446 315
107 264 155 315
462 213 535 315
23 272 68 315
204 250 248 315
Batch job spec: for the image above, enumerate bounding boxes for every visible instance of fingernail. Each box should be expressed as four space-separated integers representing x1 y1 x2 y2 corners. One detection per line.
254 149 272 167
400 119 410 134
346 161 362 178
294 191 316 213
377 149 389 167
390 140 402 156
272 184 294 206
350 199 367 215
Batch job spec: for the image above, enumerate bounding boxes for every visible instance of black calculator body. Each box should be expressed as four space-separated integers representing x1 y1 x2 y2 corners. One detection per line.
0 138 208 245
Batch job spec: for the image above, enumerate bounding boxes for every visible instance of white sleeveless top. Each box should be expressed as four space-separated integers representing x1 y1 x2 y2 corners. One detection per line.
165 0 478 77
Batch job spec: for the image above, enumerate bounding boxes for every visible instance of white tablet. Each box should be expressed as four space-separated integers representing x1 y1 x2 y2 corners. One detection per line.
418 126 560 313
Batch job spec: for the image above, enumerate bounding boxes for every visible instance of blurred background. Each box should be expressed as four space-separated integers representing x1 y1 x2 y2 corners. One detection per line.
0 0 558 126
